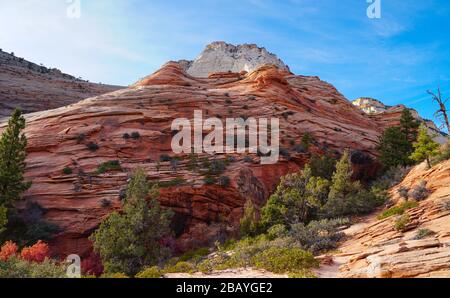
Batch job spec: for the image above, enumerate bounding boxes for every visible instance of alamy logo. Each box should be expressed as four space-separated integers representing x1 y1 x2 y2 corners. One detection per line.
367 0 381 19
66 254 81 278
171 110 280 164
66 0 81 19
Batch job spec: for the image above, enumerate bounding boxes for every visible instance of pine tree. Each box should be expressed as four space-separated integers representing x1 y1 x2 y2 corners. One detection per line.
400 108 420 143
0 109 31 207
90 168 173 276
410 126 440 168
378 126 412 168
322 150 380 217
239 199 259 237
322 150 353 216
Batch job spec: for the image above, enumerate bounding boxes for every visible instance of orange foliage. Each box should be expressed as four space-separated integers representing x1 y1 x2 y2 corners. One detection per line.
0 241 18 261
20 240 50 263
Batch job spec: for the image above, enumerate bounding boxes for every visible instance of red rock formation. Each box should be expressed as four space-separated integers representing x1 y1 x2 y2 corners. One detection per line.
337 160 450 278
0 50 122 118
1 62 384 257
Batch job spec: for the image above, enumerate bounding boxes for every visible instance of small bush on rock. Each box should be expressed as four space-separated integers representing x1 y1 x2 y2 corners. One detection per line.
251 247 318 274
378 201 418 220
135 266 162 278
413 229 435 240
394 214 411 232
410 181 429 201
397 187 410 200
62 167 73 175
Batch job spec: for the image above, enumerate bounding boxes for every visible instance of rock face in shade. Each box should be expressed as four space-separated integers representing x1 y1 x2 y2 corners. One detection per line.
352 97 448 144
337 159 450 278
179 42 290 77
1 61 387 257
0 50 122 118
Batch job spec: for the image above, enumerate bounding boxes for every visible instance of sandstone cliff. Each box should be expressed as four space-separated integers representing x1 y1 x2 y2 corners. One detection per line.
0 50 122 118
353 97 448 144
1 61 385 257
319 159 450 278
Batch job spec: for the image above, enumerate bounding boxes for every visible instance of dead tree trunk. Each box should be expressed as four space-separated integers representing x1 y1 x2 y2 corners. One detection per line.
427 88 450 133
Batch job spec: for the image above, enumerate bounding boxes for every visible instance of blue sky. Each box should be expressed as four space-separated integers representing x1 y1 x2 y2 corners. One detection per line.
0 0 449 129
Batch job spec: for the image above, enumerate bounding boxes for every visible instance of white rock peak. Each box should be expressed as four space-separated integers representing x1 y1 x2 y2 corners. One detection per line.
179 41 290 77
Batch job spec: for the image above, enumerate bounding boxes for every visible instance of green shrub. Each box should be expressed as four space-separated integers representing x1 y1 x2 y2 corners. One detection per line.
131 132 140 140
397 186 410 200
322 151 383 217
90 169 173 276
163 261 195 274
300 133 314 150
444 201 450 211
289 218 349 254
76 133 86 143
413 229 435 240
309 155 336 180
0 257 66 278
288 271 317 278
122 133 130 139
260 166 325 229
251 247 318 274
266 224 287 241
101 199 111 208
218 176 231 187
203 176 216 185
187 153 199 171
97 160 122 174
243 156 253 163
160 154 172 162
135 266 162 278
158 177 186 188
394 214 411 232
86 142 99 152
100 272 129 278
410 181 428 201
240 200 259 237
62 167 73 175
178 247 210 263
378 201 419 220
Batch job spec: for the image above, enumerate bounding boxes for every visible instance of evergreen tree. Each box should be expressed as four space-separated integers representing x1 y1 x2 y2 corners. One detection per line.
410 126 440 168
239 199 259 237
378 126 412 168
400 108 420 143
322 150 379 217
90 168 173 276
0 109 31 207
259 165 324 229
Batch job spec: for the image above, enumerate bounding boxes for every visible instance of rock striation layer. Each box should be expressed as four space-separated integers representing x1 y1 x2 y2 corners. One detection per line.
352 97 448 144
337 160 450 278
1 62 384 257
0 50 122 118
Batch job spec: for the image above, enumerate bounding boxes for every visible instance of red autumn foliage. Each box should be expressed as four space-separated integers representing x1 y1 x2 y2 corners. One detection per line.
0 241 18 261
81 252 104 277
20 240 50 263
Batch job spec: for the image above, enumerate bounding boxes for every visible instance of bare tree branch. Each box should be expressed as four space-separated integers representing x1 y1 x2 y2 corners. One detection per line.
427 88 450 133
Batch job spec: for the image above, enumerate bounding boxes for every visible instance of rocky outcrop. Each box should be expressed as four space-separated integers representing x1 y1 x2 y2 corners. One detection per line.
178 42 290 77
0 50 122 118
1 61 384 257
352 97 448 144
336 160 450 278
